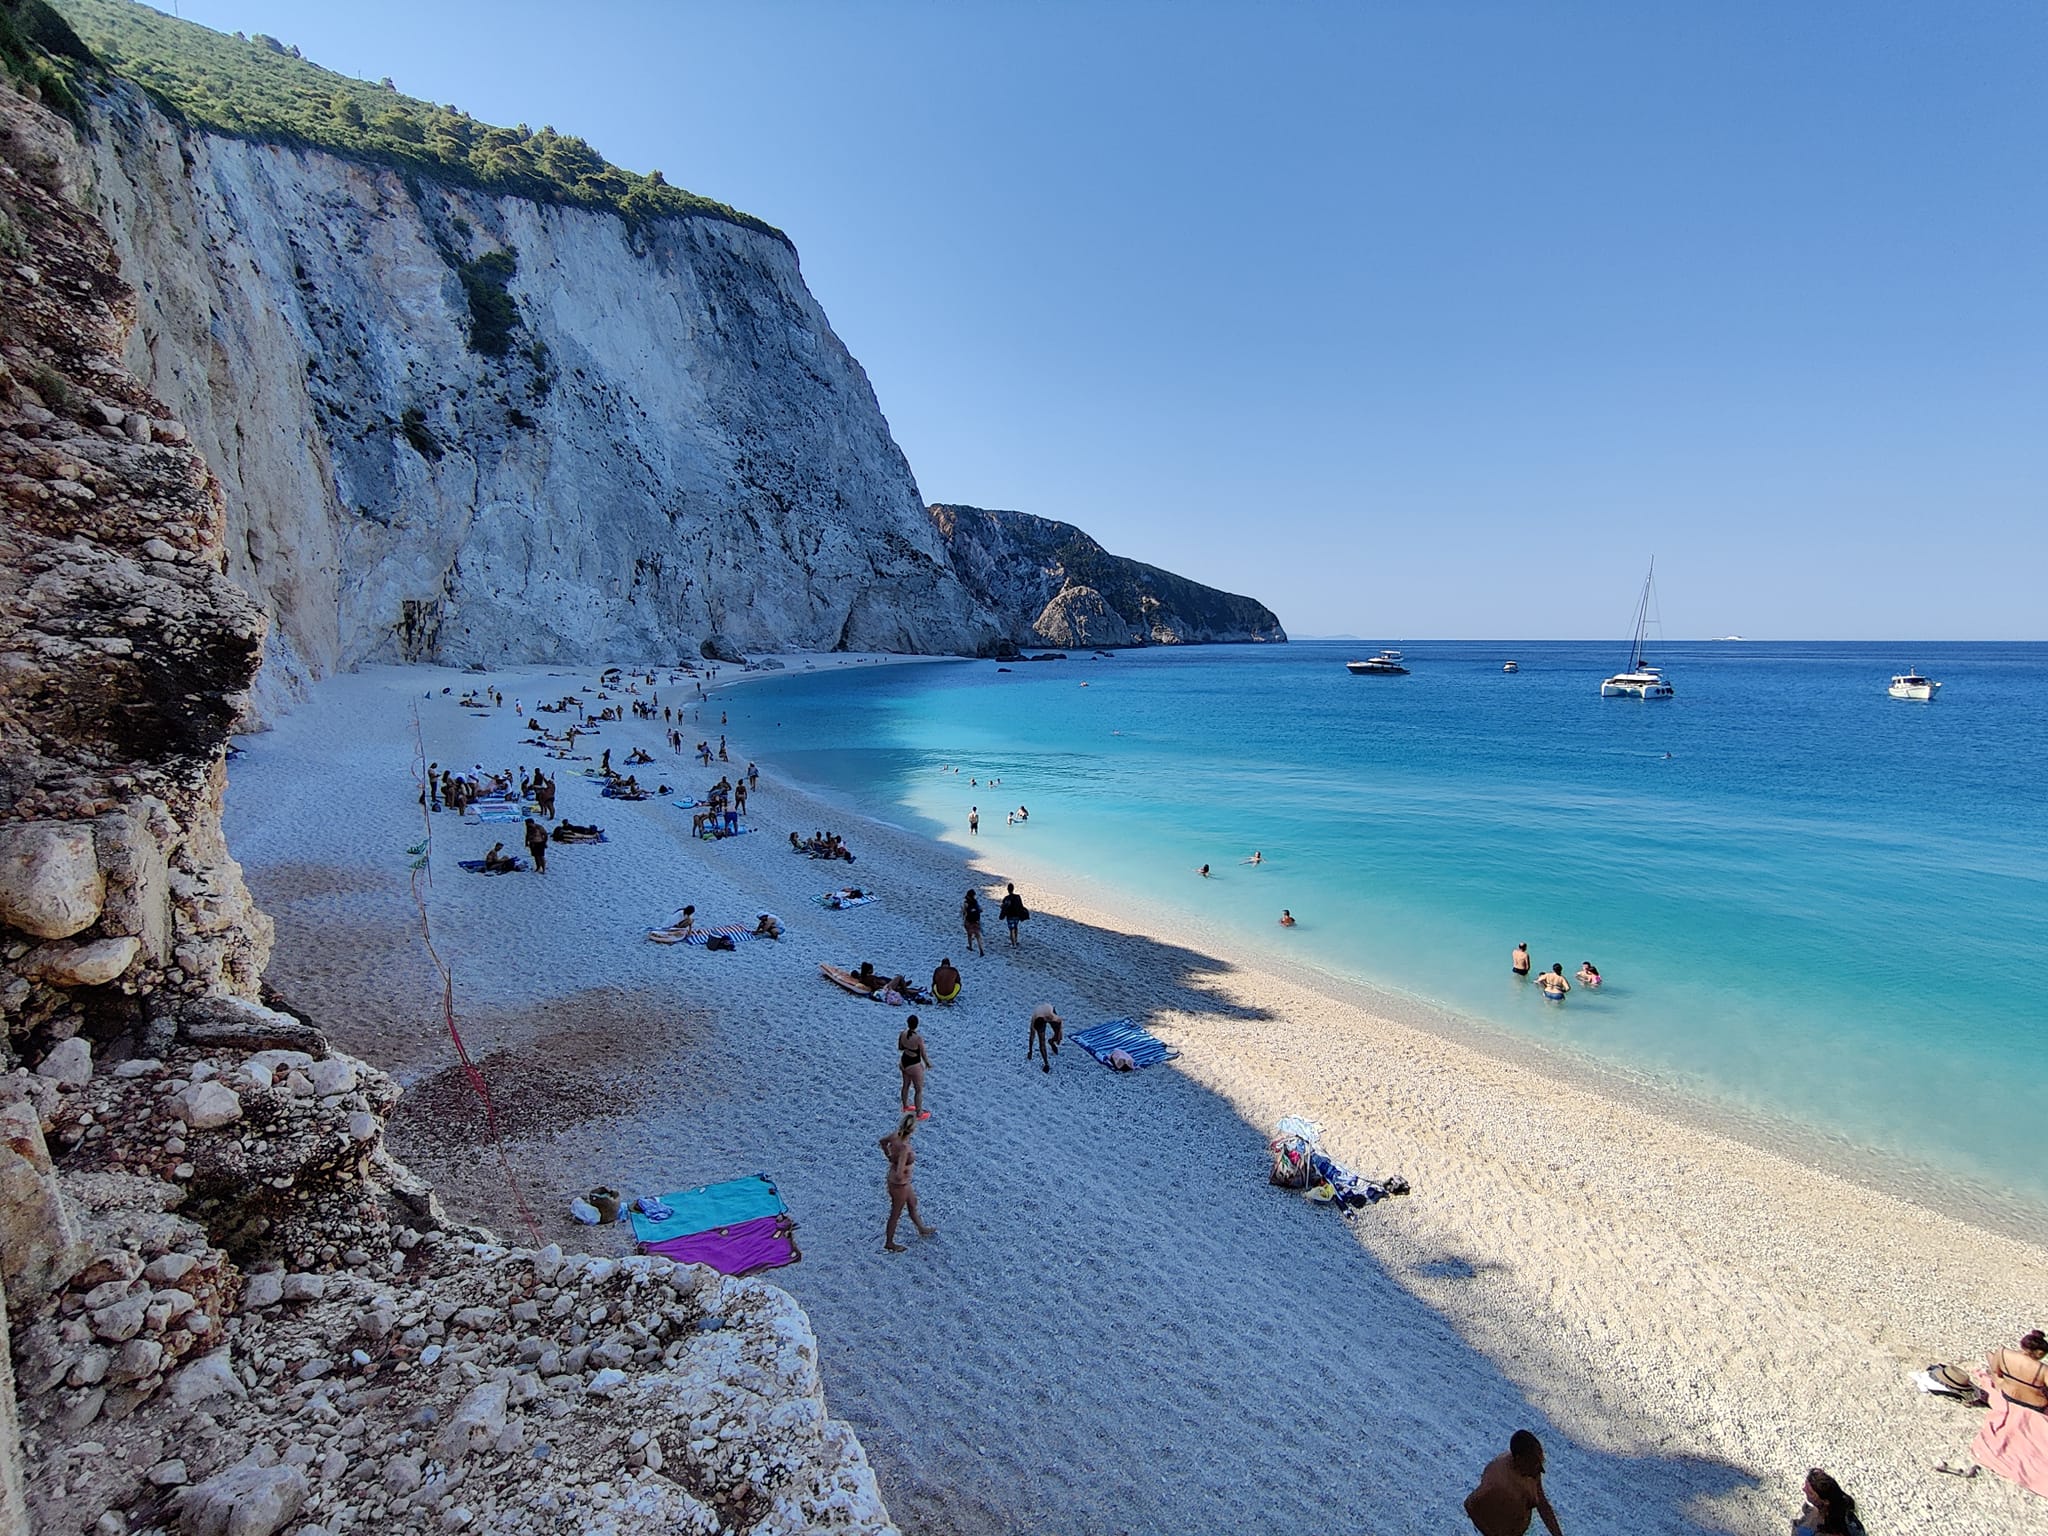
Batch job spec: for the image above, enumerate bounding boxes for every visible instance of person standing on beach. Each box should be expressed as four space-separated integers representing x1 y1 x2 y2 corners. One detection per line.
523 816 549 875
961 889 986 956
898 1016 932 1118
969 806 979 836
998 883 1028 945
1512 942 1531 978
879 1113 936 1252
1464 1431 1564 1536
1027 1004 1064 1072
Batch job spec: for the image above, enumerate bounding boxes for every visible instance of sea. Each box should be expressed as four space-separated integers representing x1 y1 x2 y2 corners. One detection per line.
725 640 2048 1233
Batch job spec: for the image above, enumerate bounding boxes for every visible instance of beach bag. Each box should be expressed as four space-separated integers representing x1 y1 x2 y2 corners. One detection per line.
705 933 737 951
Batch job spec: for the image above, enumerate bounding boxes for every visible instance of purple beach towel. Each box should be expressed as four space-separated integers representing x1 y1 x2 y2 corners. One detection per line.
643 1213 800 1276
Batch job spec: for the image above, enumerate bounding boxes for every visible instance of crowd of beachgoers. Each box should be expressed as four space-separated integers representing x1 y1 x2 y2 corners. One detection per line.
220 655 2048 1536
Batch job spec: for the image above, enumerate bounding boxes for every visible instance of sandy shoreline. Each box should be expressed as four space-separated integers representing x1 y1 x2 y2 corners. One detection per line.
224 659 2048 1536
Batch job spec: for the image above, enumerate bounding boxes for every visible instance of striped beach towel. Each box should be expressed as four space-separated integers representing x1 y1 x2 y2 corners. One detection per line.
1072 1018 1179 1070
681 924 755 947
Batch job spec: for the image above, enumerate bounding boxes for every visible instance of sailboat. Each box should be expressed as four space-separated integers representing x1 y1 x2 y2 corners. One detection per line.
1600 561 1674 699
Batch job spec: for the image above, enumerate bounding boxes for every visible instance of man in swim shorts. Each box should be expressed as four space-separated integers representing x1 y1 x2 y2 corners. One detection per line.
1512 942 1531 978
1464 1430 1564 1536
1027 1004 1063 1073
931 957 962 1003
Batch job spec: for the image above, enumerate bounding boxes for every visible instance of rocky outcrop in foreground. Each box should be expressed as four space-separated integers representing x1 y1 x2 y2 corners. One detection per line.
930 503 1286 649
0 72 895 1536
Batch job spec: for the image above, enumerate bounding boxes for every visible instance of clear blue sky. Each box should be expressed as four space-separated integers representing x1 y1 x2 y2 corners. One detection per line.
164 1 2044 639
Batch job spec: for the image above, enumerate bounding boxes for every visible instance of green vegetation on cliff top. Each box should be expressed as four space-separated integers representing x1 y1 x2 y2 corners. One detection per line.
40 0 783 241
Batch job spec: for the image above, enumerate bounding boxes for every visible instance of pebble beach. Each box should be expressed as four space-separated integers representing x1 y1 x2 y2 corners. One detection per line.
223 659 2048 1536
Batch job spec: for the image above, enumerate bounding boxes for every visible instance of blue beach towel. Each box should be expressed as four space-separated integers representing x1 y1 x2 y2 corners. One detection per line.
456 857 529 874
1072 1018 1180 1070
628 1173 786 1243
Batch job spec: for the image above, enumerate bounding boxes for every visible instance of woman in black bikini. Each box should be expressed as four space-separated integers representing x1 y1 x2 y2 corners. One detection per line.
897 1016 932 1118
961 888 985 956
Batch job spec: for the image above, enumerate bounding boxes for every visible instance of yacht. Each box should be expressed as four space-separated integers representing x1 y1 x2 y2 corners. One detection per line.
1346 650 1409 676
1888 670 1940 701
1600 562 1675 699
1501 660 1519 673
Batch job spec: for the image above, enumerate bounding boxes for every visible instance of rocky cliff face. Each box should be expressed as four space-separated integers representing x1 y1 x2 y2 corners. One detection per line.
0 74 897 1536
78 81 998 716
930 503 1287 649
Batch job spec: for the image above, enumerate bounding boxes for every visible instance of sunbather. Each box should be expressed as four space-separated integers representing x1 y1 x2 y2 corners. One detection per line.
931 958 962 1003
552 821 604 842
1991 1329 2048 1410
480 841 519 875
647 905 697 944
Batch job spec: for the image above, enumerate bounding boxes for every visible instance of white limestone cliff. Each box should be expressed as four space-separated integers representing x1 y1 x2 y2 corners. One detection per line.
78 82 998 717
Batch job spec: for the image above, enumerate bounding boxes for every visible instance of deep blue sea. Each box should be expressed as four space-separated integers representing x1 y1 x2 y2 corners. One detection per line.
726 641 2048 1224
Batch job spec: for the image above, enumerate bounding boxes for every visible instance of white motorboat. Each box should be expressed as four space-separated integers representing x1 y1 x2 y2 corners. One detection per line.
1888 670 1940 701
1600 562 1674 699
1502 660 1519 673
1346 650 1409 676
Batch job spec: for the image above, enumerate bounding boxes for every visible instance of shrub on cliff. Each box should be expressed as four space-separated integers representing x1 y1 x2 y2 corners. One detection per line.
46 0 785 241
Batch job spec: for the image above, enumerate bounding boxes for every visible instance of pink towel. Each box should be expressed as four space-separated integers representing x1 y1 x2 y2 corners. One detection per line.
1973 1372 2048 1498
643 1214 798 1276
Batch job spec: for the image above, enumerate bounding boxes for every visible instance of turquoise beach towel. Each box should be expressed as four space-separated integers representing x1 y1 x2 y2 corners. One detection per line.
628 1173 786 1244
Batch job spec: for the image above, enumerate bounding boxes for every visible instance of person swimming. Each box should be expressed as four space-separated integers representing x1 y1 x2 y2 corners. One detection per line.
1198 864 1211 878
1576 962 1601 987
1537 963 1570 1000
1244 851 1263 865
1279 909 1296 927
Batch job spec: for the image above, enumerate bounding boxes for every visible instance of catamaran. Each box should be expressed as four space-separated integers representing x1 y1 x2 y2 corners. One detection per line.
1600 562 1674 699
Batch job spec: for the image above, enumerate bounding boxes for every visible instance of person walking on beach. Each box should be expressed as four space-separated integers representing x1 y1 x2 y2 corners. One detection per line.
1464 1430 1564 1536
1512 942 1531 978
879 1112 936 1253
1027 1003 1064 1073
898 1016 932 1119
961 888 986 956
998 882 1029 945
523 816 549 875
969 806 979 836
1538 963 1570 1000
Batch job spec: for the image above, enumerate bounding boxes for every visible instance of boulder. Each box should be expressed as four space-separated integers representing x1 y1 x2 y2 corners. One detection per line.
174 1454 307 1536
173 1081 242 1131
33 1038 92 1088
0 821 105 939
23 935 140 987
178 995 329 1056
0 1098 89 1304
433 1378 510 1461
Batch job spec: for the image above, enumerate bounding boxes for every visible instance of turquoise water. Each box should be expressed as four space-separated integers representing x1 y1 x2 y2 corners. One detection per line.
728 642 2048 1220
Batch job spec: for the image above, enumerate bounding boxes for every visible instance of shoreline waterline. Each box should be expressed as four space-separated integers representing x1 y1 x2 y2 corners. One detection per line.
727 639 2048 1230
758 695 2048 1251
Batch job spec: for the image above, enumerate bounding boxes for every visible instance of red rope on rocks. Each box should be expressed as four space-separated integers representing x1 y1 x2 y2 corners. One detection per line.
409 706 545 1247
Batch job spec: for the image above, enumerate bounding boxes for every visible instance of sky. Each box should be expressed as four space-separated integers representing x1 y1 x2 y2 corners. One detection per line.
157 1 2044 639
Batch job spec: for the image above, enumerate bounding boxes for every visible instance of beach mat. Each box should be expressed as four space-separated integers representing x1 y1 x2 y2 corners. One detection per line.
1072 1018 1179 1069
819 963 875 996
457 857 529 874
629 1174 786 1245
816 892 875 908
642 1213 799 1276
681 924 756 947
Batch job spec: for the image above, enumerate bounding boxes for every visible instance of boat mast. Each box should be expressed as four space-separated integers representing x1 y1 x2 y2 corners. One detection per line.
1627 558 1654 672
